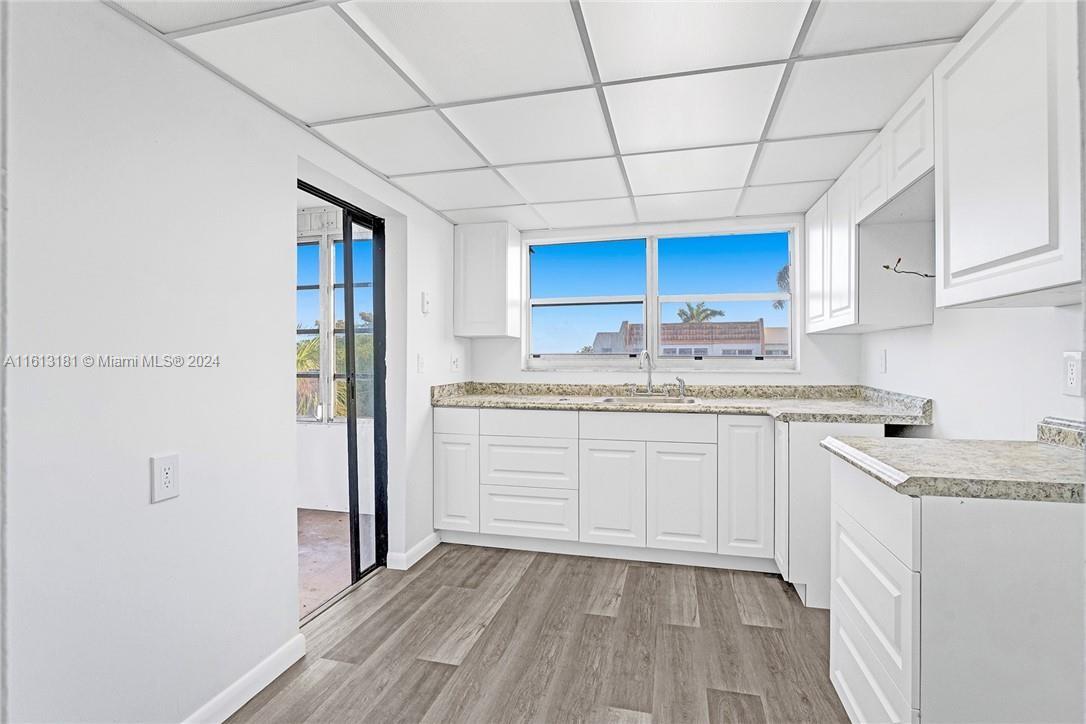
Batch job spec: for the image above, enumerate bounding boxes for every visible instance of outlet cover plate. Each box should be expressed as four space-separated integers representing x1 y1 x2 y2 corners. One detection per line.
1063 351 1083 397
151 454 180 503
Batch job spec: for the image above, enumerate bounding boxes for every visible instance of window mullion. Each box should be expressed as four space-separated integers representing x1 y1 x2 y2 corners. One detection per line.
320 229 334 422
647 235 659 359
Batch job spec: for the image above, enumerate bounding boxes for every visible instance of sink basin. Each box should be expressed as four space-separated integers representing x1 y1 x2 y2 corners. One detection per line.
599 396 697 405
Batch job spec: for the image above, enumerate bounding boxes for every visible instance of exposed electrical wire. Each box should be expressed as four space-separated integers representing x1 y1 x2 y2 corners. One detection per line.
883 257 934 278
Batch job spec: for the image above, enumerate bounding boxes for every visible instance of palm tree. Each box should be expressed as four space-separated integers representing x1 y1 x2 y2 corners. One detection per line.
773 264 790 310
295 336 321 416
677 301 725 323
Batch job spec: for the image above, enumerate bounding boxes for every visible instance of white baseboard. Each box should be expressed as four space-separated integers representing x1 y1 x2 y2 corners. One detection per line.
386 531 440 570
438 531 781 573
184 633 305 724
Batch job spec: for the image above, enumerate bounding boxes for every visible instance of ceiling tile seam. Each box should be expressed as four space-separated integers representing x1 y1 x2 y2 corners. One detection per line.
328 4 538 212
100 0 460 227
569 0 638 223
384 128 882 180
304 36 961 129
164 0 335 39
515 209 809 234
737 0 821 213
438 178 838 212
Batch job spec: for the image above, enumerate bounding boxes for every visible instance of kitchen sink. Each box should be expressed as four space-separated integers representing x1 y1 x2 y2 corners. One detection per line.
599 396 697 405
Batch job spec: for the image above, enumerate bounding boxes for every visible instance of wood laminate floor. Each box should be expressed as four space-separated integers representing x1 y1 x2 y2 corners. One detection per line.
233 544 848 724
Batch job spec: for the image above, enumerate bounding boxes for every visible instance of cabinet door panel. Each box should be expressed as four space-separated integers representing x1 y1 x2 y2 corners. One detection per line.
434 433 479 532
827 173 857 326
773 422 789 577
886 78 934 199
646 442 716 552
718 416 774 559
805 194 829 330
854 135 887 221
934 0 1081 305
579 440 646 547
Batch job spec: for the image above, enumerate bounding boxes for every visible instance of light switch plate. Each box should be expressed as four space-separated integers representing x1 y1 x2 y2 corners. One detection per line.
1063 351 1082 396
151 454 180 503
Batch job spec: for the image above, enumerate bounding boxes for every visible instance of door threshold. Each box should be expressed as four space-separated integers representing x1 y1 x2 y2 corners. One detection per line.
299 565 385 628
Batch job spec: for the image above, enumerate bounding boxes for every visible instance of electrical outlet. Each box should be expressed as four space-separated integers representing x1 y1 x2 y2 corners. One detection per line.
1063 351 1083 396
151 454 180 503
450 354 461 372
421 291 431 315
416 353 425 373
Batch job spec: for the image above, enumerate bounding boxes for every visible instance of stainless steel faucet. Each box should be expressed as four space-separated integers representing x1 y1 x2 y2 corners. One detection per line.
675 376 687 397
638 349 654 394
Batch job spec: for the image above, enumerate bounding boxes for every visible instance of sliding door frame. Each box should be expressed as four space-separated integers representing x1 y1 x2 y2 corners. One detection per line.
297 180 388 580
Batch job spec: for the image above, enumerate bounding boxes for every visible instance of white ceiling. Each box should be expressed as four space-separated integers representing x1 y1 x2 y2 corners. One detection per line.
115 0 990 231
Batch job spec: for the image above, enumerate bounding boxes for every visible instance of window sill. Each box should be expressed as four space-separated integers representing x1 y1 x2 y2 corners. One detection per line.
523 360 799 374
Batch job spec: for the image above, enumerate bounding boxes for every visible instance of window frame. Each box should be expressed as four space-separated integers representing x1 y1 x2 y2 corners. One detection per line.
522 219 800 372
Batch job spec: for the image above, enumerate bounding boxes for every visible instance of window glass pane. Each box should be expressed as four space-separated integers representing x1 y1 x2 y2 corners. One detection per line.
335 332 374 376
531 303 644 355
657 232 790 295
658 300 790 357
296 289 321 330
296 377 320 418
334 378 374 419
334 287 374 331
296 333 320 373
296 244 320 287
334 238 374 285
530 239 646 298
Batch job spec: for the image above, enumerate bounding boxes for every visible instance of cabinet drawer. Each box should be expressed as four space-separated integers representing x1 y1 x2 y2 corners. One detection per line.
579 411 716 443
830 605 912 724
479 409 578 438
480 485 578 541
830 457 920 570
480 436 578 489
832 506 919 709
434 407 479 435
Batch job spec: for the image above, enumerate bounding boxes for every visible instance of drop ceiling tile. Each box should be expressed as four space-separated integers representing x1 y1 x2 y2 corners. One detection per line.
605 65 784 153
736 180 832 216
623 145 756 196
178 8 424 122
750 132 877 185
342 1 591 103
500 158 627 203
318 111 483 176
116 0 303 33
445 205 547 230
635 189 742 223
583 1 809 81
802 1 989 56
769 43 954 139
444 90 613 165
396 169 523 210
535 198 637 228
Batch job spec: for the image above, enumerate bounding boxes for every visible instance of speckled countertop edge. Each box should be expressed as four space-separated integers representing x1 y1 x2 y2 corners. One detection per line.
430 382 932 425
820 436 1084 504
1038 417 1086 450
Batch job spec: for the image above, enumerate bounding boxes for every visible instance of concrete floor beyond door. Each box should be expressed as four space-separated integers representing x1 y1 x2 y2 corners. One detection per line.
297 509 352 618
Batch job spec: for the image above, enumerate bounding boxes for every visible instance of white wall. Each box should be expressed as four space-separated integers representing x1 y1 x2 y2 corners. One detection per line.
860 305 1084 439
3 3 466 722
296 422 373 513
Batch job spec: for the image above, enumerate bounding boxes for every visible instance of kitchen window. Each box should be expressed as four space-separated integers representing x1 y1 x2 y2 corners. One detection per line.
526 229 793 369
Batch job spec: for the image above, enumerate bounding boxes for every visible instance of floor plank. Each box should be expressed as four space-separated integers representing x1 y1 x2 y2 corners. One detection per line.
232 544 847 724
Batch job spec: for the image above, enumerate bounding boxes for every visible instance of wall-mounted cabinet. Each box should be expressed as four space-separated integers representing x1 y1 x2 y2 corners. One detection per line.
453 221 521 337
806 80 937 335
933 0 1082 308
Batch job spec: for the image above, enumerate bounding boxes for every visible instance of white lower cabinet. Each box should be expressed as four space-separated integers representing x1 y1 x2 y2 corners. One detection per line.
433 433 479 532
480 436 578 489
646 442 717 553
579 440 646 547
773 421 789 577
480 484 578 541
717 416 774 558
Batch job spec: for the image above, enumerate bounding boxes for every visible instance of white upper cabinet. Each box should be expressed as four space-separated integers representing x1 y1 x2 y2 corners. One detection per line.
933 0 1082 307
854 134 888 222
453 221 522 337
885 78 935 200
805 194 829 330
826 168 858 328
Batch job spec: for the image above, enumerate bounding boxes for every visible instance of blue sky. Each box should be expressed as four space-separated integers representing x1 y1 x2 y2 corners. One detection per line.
530 233 790 353
296 241 373 329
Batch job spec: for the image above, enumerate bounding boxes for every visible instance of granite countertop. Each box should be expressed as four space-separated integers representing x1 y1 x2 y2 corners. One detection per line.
431 382 932 425
820 435 1084 504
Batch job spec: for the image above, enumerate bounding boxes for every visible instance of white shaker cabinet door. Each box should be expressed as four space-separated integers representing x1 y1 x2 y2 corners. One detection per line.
718 416 774 559
646 442 717 553
579 440 646 547
434 433 479 532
